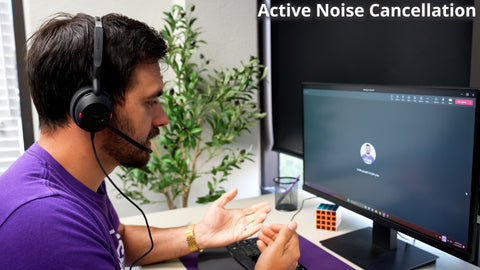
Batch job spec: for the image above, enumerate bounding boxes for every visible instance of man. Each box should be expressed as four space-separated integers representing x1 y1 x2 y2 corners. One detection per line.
0 13 299 269
361 143 375 165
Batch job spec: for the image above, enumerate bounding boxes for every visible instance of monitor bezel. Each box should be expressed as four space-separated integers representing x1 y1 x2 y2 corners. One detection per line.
301 82 480 263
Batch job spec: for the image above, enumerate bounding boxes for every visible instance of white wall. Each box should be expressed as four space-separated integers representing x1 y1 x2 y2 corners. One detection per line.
23 0 262 217
182 0 261 207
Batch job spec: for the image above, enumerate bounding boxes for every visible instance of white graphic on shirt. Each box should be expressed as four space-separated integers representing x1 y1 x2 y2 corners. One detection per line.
110 229 126 269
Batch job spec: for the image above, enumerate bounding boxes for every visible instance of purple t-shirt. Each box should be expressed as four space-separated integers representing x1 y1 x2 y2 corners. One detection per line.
0 143 126 269
361 154 375 165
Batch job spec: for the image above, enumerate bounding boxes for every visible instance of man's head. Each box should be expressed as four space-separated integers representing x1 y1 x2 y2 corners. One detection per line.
365 144 371 155
27 13 169 168
26 13 167 132
103 60 166 168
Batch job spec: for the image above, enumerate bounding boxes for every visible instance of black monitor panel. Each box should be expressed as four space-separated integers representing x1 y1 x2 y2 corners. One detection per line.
302 83 479 268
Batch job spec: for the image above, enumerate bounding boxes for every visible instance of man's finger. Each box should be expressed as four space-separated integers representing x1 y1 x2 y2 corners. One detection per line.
214 188 238 208
242 202 271 216
261 223 284 235
257 239 268 252
270 221 298 250
257 227 275 246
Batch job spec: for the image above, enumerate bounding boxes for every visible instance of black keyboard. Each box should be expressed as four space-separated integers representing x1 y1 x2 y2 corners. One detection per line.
226 237 307 270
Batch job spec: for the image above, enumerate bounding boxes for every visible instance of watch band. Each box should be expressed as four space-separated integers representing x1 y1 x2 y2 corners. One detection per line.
185 224 203 252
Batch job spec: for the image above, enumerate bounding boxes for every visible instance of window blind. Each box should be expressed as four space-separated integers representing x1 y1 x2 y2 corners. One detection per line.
0 0 24 174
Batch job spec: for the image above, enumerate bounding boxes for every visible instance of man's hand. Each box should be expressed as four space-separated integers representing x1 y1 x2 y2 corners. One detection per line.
255 221 300 270
195 188 271 249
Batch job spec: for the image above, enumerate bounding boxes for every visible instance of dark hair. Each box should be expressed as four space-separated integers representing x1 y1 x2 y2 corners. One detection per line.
26 13 167 131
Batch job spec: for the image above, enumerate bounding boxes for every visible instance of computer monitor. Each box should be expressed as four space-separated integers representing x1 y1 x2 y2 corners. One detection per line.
302 83 479 269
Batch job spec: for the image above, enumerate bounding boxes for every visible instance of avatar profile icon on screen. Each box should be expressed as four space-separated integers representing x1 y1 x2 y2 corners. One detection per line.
360 143 376 165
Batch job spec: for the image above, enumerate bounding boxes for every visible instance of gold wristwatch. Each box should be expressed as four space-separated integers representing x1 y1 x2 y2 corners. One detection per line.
185 224 203 252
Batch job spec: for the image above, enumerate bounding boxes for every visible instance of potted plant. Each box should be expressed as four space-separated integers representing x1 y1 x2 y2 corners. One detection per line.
117 4 266 209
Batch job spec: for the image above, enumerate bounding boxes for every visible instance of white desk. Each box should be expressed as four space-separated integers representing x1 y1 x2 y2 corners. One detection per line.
121 190 480 270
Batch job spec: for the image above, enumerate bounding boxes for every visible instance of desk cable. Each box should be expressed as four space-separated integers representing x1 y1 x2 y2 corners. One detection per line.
290 197 319 222
91 132 154 270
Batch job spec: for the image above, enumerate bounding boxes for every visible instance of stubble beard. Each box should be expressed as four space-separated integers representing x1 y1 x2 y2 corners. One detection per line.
102 115 159 168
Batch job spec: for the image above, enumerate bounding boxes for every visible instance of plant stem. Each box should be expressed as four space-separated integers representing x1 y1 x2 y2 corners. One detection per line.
181 120 203 208
179 135 188 207
189 119 203 182
163 187 176 210
182 184 191 208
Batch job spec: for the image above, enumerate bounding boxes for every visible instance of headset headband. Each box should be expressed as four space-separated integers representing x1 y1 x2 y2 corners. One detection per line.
92 16 103 96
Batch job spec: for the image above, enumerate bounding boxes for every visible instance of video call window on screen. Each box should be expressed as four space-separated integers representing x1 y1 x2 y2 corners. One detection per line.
302 83 479 264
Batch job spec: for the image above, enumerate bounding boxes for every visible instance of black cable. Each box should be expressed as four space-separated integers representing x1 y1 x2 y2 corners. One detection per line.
90 132 154 270
290 196 318 222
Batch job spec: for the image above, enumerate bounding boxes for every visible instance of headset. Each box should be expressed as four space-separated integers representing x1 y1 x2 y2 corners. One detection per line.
69 16 152 153
69 17 155 269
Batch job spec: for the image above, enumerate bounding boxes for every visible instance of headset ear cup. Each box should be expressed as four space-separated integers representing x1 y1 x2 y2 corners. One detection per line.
70 86 113 132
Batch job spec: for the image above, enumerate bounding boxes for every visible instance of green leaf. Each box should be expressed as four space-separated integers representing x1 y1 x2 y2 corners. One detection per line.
190 127 202 134
117 5 266 209
207 181 213 191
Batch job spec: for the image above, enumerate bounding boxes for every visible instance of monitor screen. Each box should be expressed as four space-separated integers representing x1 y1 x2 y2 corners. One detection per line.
302 83 479 268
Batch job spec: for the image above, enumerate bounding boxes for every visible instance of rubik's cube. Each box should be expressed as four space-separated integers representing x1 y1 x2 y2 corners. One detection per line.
316 204 341 231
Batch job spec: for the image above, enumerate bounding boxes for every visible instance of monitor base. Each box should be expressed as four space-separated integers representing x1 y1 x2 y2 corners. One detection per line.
321 227 438 270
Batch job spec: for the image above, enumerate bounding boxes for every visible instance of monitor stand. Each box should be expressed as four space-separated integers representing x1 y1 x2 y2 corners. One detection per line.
320 222 438 270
